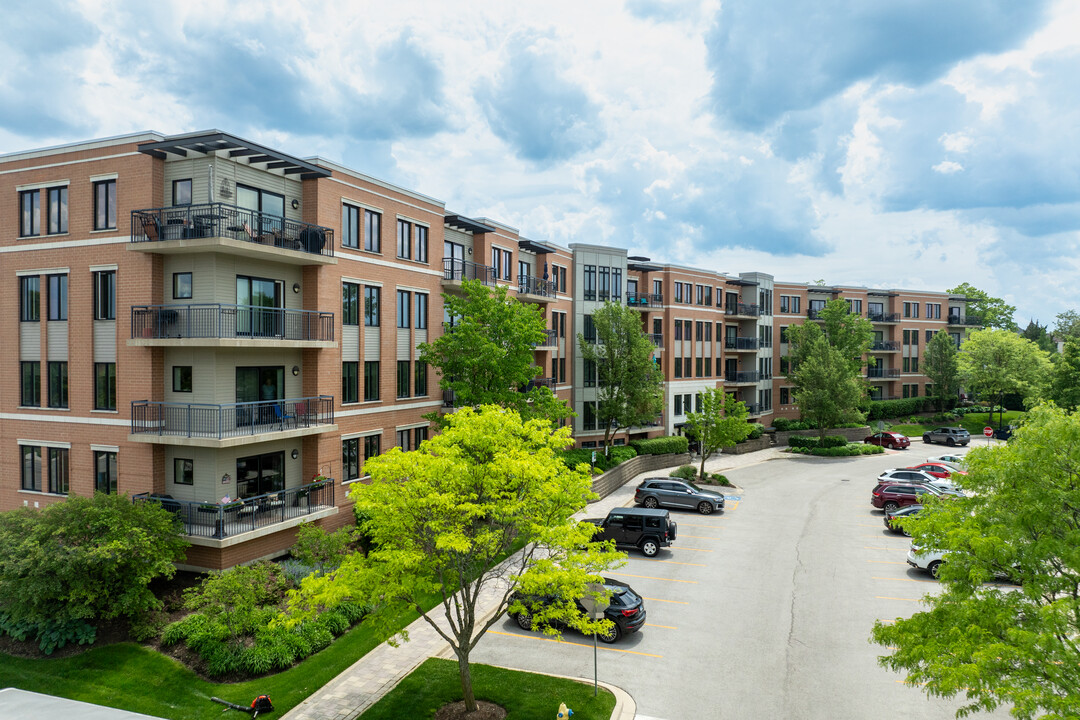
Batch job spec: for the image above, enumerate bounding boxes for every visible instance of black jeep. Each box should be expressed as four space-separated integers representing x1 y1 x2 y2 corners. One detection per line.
582 507 677 557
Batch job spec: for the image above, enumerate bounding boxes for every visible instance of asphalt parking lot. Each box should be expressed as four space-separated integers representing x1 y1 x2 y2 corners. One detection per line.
471 445 1013 720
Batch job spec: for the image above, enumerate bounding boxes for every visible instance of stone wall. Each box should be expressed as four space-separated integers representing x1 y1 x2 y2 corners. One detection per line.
774 426 871 446
721 435 775 455
589 453 692 500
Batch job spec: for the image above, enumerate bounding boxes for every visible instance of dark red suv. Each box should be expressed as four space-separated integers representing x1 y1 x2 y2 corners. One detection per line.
871 482 942 513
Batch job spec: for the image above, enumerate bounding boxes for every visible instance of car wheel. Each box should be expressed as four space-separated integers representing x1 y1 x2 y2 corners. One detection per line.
642 497 659 509
697 501 713 515
515 611 533 631
928 560 943 580
598 623 620 644
883 501 899 514
902 527 911 537
946 438 956 447
640 538 659 557
923 435 932 444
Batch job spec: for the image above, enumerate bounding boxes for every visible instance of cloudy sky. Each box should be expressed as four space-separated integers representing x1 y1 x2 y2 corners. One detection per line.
2 0 1078 327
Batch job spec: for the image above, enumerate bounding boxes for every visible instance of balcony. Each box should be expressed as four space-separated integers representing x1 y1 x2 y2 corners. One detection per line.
133 478 335 540
130 396 336 448
648 333 664 349
868 312 901 323
443 258 495 287
866 368 900 379
525 377 556 391
807 308 826 320
129 304 335 348
626 292 663 309
518 275 557 303
725 337 760 351
536 329 559 349
130 203 335 265
869 341 900 352
947 314 981 326
724 371 760 384
743 403 763 415
726 303 760 318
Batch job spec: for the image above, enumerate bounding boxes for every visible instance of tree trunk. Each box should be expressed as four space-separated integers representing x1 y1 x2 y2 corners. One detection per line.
698 452 707 481
456 648 477 712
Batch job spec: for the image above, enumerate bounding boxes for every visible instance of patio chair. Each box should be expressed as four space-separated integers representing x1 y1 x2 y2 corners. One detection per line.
272 403 297 429
140 215 162 242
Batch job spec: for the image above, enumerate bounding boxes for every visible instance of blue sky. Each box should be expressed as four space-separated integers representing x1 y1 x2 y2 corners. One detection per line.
2 0 1078 327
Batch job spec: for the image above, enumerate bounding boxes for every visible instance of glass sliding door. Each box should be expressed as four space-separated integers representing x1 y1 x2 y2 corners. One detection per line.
237 184 285 235
236 366 284 426
236 275 283 338
236 451 285 498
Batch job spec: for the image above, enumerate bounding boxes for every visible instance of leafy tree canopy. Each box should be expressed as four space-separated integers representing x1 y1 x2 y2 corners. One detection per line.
418 280 570 425
872 404 1080 719
923 330 961 412
1021 319 1056 354
1054 309 1080 341
789 327 866 439
958 328 1051 426
685 389 751 480
286 406 623 712
946 282 1018 331
1051 338 1080 411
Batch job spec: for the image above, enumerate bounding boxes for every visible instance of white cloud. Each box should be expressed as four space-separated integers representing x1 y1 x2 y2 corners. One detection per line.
933 160 965 174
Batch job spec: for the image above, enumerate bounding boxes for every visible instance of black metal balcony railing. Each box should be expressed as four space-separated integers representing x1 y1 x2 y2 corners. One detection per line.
866 368 901 379
442 390 458 408
648 333 664 348
743 402 762 415
519 275 556 298
131 396 334 439
133 478 335 540
807 308 826 319
130 304 334 342
726 303 760 317
626 292 663 308
724 371 760 383
131 203 334 258
525 377 556 390
868 312 901 323
536 329 559 348
869 341 901 351
443 258 496 285
725 337 760 350
947 315 981 326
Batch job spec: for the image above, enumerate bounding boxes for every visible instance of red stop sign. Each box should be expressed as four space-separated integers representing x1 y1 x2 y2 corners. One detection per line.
983 426 994 437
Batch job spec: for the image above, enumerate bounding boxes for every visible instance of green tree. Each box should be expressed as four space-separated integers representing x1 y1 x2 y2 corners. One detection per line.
946 282 1018 331
578 301 664 452
0 493 188 649
923 330 961 412
815 298 874 372
1050 338 1080 410
684 389 752 480
1054 309 1080 340
1021 319 1056 353
958 329 1051 427
872 404 1080 719
287 406 624 713
418 280 570 425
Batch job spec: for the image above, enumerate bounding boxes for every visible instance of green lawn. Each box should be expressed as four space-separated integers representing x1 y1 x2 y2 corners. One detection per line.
360 657 616 720
888 411 1023 439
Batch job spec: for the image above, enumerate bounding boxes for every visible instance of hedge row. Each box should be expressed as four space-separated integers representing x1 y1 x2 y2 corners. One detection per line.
558 445 638 471
630 436 690 455
863 398 929 421
788 435 848 449
790 444 884 457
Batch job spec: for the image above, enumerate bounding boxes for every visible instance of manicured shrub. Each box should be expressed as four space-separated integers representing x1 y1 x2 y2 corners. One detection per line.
820 435 848 448
559 445 637 472
789 436 819 448
669 465 699 480
292 522 359 570
709 473 732 486
746 423 765 440
789 444 885 457
630 435 690 455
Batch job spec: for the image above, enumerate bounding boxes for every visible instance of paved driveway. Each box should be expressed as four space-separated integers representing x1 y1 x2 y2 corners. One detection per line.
471 449 1011 720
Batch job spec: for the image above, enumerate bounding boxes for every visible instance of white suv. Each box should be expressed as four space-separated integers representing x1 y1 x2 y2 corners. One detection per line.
878 468 963 493
907 545 947 579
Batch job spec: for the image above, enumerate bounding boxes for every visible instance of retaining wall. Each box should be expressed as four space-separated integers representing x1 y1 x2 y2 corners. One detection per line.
721 436 775 455
589 452 692 500
774 426 871 446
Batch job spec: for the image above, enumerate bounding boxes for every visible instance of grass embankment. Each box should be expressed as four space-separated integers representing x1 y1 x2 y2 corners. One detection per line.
360 657 616 720
889 411 1023 440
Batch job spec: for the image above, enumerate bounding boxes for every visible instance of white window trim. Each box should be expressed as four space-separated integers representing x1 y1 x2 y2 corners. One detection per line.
395 214 429 228
17 267 69 277
341 198 384 214
395 285 429 295
90 444 120 453
19 439 72 449
16 180 70 192
341 429 383 441
89 172 119 183
89 264 118 273
395 422 429 431
342 276 382 287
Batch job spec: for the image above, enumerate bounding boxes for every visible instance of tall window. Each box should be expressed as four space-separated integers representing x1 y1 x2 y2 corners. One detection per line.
397 290 411 328
342 204 360 248
48 448 69 495
48 362 68 408
19 190 40 237
364 287 380 326
584 266 596 301
172 179 192 206
20 361 40 407
583 402 597 430
397 219 411 259
364 209 381 252
414 426 428 448
342 362 359 403
599 267 610 300
502 250 512 281
584 359 596 387
556 266 567 293
94 180 117 230
415 293 428 329
415 362 428 396
364 361 380 401
343 282 359 325
926 302 941 319
94 363 116 410
491 247 502 279
847 298 863 314
19 276 39 322
343 438 360 481
415 225 428 263
95 451 118 494
674 283 683 303
364 434 381 464
396 429 411 450
397 360 411 398
47 186 68 234
173 272 192 299
21 445 41 491
47 274 67 321
94 270 116 320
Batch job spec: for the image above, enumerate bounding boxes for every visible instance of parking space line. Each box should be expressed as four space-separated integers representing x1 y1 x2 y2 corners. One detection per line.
875 596 923 602
725 501 739 510
608 572 698 584
872 576 937 584
486 630 663 658
637 559 707 567
678 533 719 540
641 596 690 605
673 546 713 552
866 560 908 565
645 623 678 630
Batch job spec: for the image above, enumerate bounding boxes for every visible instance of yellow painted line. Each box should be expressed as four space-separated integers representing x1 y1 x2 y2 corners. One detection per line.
678 533 719 540
637 559 706 567
673 546 713 552
866 560 908 565
872 576 938 584
642 596 690 605
897 680 928 686
726 501 739 510
876 596 923 602
876 619 896 624
486 630 663 658
645 623 677 630
607 572 698 584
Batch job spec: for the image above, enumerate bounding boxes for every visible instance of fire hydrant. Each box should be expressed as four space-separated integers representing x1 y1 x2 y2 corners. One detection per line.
557 702 574 718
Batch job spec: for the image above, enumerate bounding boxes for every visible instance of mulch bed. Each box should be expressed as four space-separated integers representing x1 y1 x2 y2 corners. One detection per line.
434 700 507 720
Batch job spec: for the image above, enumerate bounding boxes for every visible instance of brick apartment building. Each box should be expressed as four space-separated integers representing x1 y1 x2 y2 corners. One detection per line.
0 130 977 570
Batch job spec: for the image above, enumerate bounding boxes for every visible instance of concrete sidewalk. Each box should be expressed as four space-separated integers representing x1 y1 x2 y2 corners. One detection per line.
282 447 783 720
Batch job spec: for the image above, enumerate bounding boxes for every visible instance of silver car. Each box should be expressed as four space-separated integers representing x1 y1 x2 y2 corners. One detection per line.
634 478 725 515
922 427 971 446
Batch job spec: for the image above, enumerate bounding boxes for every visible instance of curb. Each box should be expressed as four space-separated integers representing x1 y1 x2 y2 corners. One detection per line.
484 663 636 720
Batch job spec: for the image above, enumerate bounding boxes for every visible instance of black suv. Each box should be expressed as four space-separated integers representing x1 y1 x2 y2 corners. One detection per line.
509 577 647 643
583 507 677 557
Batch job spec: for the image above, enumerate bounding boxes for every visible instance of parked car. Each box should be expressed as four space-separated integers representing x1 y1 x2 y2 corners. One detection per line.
864 431 910 449
582 507 677 557
926 454 967 466
922 427 971 446
907 545 947 579
884 504 922 536
878 468 963 493
872 482 945 513
908 462 968 479
635 478 725 515
509 577 647 643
